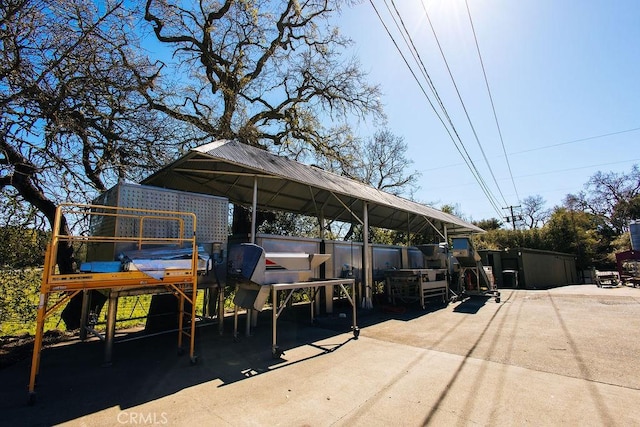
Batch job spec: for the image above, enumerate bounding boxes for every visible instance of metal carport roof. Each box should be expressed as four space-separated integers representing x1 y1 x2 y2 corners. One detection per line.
142 140 483 237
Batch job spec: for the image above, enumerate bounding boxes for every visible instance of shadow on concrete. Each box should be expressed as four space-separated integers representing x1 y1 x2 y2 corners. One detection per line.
452 296 490 314
422 291 512 425
548 294 615 425
0 296 486 426
325 299 449 330
0 306 353 424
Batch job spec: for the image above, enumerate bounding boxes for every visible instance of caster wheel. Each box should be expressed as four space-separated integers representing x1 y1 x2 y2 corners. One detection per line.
177 347 185 356
352 327 360 339
272 347 283 359
27 392 36 406
189 356 198 365
233 335 240 343
496 297 501 303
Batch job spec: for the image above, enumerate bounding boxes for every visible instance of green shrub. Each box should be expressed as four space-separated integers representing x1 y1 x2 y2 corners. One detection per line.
0 269 43 335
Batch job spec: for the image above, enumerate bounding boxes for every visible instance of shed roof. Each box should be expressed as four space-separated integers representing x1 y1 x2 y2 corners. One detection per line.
142 140 483 236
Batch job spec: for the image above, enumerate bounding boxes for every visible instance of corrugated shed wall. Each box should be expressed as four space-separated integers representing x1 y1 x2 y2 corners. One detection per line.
480 249 578 289
517 250 577 289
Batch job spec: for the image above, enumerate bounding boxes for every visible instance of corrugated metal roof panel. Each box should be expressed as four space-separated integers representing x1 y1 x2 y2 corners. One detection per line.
143 140 483 235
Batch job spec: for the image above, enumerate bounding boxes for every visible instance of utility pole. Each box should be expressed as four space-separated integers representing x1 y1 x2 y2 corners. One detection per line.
502 205 522 230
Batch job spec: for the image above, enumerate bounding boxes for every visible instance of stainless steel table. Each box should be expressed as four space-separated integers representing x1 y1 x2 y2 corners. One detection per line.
270 278 358 358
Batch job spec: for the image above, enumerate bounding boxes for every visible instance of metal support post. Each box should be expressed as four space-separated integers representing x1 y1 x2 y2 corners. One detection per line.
27 292 48 402
177 293 185 351
246 308 252 336
233 304 239 341
79 290 90 341
218 286 225 335
272 286 278 357
103 291 118 367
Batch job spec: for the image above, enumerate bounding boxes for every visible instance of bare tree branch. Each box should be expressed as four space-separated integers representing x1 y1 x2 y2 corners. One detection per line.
142 0 382 150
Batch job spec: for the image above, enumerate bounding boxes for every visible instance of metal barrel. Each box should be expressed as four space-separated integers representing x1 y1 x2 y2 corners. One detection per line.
631 220 640 251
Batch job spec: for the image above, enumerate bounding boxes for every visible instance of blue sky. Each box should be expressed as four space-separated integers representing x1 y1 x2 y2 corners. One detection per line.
336 0 640 222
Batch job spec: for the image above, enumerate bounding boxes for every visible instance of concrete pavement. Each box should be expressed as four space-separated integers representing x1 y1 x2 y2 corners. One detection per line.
2 285 640 426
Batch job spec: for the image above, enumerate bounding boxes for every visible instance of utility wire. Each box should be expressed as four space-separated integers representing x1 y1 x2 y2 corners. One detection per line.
369 0 501 216
512 126 640 155
418 0 509 207
464 0 521 203
513 158 640 179
385 0 504 216
384 1 452 133
420 125 640 171
388 0 504 216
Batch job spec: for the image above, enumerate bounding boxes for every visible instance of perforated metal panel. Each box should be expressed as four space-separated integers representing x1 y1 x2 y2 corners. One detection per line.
89 183 228 260
179 192 228 243
116 185 180 240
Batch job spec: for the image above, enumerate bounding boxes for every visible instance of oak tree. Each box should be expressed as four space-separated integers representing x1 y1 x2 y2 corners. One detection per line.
1 0 185 270
142 0 383 157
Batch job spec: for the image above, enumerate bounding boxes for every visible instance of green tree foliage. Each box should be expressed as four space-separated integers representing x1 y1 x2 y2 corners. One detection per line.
472 218 502 231
0 227 49 268
608 233 631 264
613 194 640 226
518 227 547 249
473 229 518 251
440 203 465 218
257 212 320 238
544 208 600 269
0 269 42 335
474 208 602 270
561 165 640 267
472 166 639 269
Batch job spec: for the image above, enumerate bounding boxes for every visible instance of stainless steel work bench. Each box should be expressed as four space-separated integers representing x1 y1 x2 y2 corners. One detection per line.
270 278 358 358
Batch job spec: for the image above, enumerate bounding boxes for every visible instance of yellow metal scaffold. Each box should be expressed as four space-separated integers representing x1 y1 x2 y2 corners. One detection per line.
28 203 200 404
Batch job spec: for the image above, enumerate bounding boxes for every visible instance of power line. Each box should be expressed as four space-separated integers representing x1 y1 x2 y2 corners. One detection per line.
418 126 640 172
369 0 504 217
368 0 504 218
464 0 521 203
512 126 640 155
423 158 640 192
419 0 509 207
513 158 640 179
